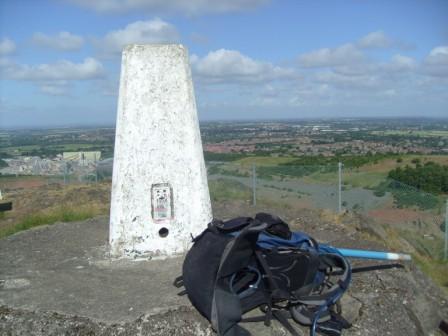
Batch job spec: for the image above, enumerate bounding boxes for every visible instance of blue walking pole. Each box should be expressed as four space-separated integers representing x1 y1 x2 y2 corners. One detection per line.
337 248 412 261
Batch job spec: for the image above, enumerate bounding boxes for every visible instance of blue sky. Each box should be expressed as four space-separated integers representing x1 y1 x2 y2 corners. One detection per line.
0 0 447 128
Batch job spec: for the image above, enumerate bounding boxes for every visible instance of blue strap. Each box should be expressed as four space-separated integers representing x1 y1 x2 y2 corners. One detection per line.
257 231 314 249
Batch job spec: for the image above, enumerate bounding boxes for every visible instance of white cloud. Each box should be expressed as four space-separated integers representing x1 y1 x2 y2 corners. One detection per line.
298 43 364 68
38 81 70 96
308 55 417 94
332 64 375 77
357 31 413 50
248 84 283 106
357 31 392 49
0 57 14 68
382 54 416 73
191 49 296 84
299 32 414 69
294 34 422 105
309 54 415 78
0 57 104 81
427 46 448 59
193 42 434 112
32 31 84 51
0 38 16 55
280 48 446 112
314 71 382 90
422 46 448 77
94 19 179 56
288 83 338 107
66 0 269 15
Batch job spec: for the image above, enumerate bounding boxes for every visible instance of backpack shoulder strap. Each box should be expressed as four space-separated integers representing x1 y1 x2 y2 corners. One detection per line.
255 212 292 239
189 217 253 244
214 217 254 233
211 220 268 336
290 250 352 336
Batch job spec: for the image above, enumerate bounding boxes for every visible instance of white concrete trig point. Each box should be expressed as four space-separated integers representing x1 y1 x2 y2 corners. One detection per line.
110 44 212 258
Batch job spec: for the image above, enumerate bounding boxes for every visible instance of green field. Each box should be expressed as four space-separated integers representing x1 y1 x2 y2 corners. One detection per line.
1 143 113 158
233 156 298 166
2 145 40 153
303 170 386 188
372 130 448 137
209 178 252 202
2 143 98 152
208 154 448 194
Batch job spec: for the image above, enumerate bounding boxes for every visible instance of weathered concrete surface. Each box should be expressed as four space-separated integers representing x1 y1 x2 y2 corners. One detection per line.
1 215 447 335
0 217 297 335
110 44 212 257
0 217 190 323
0 306 213 336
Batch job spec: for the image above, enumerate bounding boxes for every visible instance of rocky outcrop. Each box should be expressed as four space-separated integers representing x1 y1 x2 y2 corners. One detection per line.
0 209 447 336
0 306 213 336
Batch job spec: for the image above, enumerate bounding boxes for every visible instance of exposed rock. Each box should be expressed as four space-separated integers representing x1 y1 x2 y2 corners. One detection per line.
0 306 213 336
1 208 447 335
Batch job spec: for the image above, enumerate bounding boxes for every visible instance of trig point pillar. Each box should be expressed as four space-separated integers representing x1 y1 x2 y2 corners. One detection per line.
110 44 212 258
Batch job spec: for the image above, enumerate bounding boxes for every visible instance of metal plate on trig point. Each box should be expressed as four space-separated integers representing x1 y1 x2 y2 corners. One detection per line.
151 183 173 223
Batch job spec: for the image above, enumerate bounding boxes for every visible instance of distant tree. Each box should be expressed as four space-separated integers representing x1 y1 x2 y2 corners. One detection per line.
203 152 248 162
0 152 12 159
373 189 386 197
388 161 448 195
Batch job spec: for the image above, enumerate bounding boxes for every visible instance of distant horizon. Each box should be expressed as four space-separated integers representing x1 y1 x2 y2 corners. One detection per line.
1 115 448 131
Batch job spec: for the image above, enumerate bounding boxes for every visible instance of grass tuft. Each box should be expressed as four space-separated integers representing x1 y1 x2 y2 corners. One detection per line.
0 205 101 239
413 256 448 294
209 178 252 202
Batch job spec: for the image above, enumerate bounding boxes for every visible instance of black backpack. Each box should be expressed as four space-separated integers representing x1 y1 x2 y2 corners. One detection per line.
174 213 351 336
